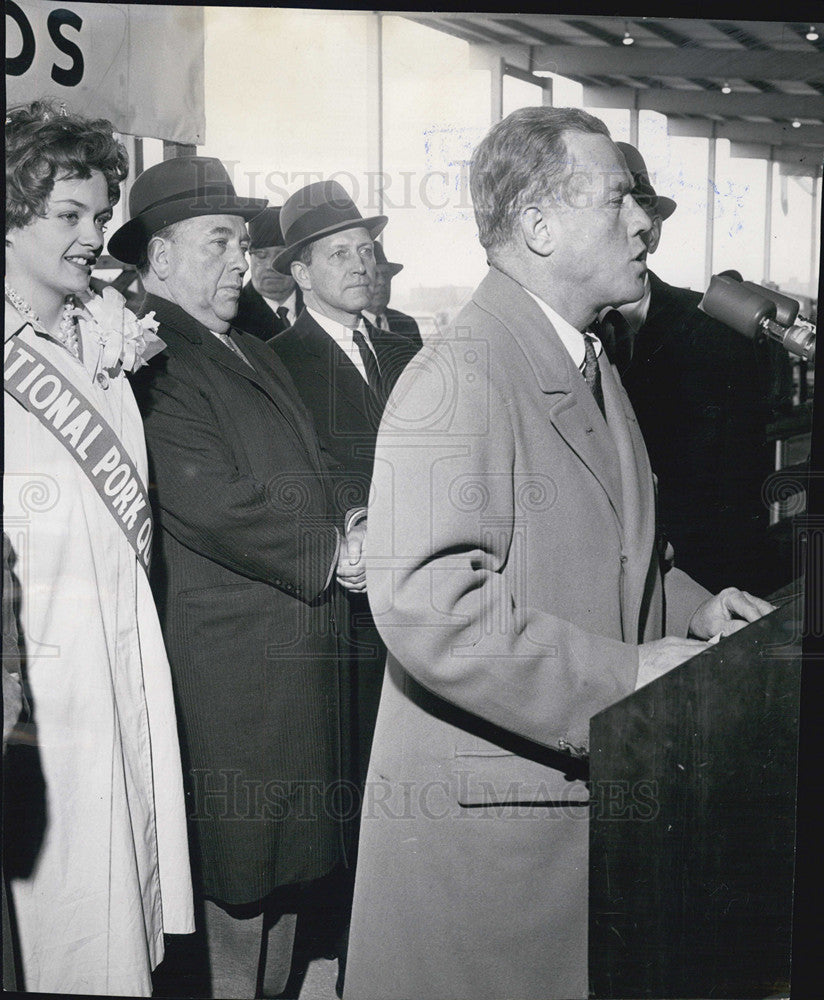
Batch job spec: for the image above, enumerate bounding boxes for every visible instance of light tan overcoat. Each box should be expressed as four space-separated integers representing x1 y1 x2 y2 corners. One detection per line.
344 268 709 1000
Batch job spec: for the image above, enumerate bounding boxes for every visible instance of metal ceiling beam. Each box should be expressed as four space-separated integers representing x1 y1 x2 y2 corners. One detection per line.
530 45 824 81
667 117 824 146
729 141 824 170
582 86 824 121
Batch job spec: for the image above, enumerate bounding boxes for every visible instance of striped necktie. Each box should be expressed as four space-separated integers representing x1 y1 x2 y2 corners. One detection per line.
583 335 606 421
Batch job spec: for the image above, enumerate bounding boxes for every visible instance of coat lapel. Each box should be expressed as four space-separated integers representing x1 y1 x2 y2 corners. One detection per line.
139 294 329 476
473 269 625 527
293 311 375 425
602 360 656 636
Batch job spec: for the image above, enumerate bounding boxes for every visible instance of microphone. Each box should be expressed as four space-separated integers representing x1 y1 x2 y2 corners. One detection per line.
699 275 816 363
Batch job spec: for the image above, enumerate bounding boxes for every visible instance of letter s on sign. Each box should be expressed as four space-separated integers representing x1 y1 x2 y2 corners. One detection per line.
48 8 84 87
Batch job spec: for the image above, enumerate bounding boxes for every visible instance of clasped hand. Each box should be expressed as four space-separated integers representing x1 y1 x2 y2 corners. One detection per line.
336 518 367 593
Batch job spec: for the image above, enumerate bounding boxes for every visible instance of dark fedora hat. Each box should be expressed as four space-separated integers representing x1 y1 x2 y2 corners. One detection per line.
108 156 268 264
273 180 387 274
374 241 403 276
615 142 677 221
248 207 286 250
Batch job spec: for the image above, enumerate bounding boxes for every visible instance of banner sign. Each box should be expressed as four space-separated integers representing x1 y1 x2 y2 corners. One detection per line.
6 1 205 144
5 337 155 573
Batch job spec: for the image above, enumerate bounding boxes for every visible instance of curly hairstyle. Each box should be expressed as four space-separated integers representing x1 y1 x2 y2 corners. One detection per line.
5 99 129 234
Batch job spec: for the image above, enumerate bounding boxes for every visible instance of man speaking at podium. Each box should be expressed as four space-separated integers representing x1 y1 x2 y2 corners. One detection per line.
343 108 774 1000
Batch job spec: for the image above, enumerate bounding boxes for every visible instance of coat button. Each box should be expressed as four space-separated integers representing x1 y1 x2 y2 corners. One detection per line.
620 555 628 564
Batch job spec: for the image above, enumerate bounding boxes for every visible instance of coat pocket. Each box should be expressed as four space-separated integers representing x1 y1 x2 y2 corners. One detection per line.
451 749 589 807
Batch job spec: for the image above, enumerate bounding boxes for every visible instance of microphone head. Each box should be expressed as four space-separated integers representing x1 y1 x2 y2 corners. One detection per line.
740 282 799 327
700 275 776 339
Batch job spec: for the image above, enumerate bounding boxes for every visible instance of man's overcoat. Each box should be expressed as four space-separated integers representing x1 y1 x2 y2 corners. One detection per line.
344 268 710 1000
131 294 350 906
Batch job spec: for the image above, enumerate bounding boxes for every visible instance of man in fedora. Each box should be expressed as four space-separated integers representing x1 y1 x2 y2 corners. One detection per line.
603 142 772 594
362 242 423 350
269 180 420 793
109 157 365 998
234 206 303 341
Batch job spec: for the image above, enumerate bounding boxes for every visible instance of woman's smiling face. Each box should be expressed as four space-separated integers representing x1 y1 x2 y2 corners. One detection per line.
6 171 112 308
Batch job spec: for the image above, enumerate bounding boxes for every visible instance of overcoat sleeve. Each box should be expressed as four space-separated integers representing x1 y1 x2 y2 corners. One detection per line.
663 565 712 637
366 345 641 754
137 365 340 602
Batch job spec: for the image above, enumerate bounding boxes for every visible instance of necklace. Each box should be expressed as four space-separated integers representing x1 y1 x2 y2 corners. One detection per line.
5 281 81 359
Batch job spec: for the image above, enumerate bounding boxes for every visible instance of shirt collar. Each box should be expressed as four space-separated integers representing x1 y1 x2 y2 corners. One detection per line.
522 287 602 370
307 306 375 381
262 288 297 314
307 305 367 341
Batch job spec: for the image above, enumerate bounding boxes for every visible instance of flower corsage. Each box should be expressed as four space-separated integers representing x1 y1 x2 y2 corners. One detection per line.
74 286 165 387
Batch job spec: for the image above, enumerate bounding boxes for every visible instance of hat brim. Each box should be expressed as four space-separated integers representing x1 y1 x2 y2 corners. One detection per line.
379 262 403 277
656 196 677 221
273 215 388 274
108 193 269 265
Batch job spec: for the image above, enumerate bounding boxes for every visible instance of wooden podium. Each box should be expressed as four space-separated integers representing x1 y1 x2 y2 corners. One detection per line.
589 588 802 998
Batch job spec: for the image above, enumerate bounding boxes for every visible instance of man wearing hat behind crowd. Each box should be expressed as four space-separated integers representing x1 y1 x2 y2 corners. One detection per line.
362 242 423 350
109 158 365 999
602 142 772 594
234 206 304 341
269 181 420 790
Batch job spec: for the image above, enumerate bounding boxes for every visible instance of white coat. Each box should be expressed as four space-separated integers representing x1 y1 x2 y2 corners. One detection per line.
3 300 194 996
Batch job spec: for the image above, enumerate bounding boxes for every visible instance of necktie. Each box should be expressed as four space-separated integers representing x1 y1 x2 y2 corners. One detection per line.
598 309 633 375
583 335 606 421
352 327 383 401
276 305 290 327
217 331 253 368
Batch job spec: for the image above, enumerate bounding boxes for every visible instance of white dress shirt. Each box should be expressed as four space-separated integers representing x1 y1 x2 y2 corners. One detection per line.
523 287 602 370
362 309 388 331
306 306 379 384
262 288 298 327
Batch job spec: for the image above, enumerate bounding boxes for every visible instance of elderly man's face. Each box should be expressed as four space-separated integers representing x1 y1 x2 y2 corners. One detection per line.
367 264 393 315
543 132 651 322
250 245 296 301
293 226 375 325
159 215 249 333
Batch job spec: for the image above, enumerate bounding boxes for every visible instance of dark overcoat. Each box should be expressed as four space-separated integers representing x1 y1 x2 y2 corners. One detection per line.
234 283 303 341
620 270 772 593
269 309 419 781
384 307 423 351
130 293 350 906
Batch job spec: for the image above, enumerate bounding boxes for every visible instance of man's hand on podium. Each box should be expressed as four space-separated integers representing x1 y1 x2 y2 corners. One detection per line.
637 637 709 689
688 587 775 641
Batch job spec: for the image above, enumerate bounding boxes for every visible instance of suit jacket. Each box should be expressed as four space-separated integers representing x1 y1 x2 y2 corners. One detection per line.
270 309 420 782
270 309 420 514
344 267 709 1000
382 307 423 351
234 282 303 341
130 293 350 906
619 270 772 594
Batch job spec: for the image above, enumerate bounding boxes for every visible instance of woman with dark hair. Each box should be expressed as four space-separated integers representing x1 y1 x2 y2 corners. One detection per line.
4 100 193 995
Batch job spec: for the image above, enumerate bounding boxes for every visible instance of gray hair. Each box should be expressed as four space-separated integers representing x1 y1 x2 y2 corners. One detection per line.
136 220 185 277
470 107 610 253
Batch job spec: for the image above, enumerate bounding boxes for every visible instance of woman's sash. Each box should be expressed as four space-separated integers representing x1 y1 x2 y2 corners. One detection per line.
4 337 154 573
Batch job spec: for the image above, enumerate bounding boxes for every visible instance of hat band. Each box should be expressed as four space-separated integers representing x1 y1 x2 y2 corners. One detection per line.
284 202 369 249
131 181 246 217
